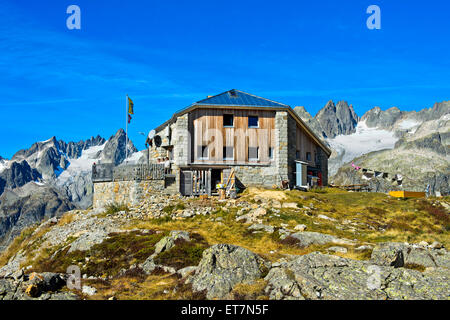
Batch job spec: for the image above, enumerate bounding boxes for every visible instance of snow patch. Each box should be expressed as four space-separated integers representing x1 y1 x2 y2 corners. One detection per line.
123 151 145 165
398 119 420 130
327 120 398 171
56 143 106 184
0 159 9 174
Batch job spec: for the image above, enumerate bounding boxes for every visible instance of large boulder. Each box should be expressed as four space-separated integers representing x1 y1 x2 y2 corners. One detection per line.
288 231 338 247
264 252 450 300
190 244 270 299
371 242 450 269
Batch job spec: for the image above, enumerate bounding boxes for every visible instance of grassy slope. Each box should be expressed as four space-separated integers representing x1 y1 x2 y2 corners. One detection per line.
1 187 448 300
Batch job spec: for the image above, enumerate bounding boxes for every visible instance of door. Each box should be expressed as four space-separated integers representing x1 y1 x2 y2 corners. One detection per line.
180 170 193 196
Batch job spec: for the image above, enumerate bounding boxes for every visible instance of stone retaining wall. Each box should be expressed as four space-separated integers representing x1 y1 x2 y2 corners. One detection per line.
232 164 278 187
93 180 165 209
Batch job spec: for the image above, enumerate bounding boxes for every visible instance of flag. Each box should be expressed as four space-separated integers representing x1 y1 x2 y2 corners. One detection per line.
128 97 134 115
128 114 132 124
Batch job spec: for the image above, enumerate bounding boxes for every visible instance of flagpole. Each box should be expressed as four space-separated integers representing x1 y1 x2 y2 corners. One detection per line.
125 94 128 163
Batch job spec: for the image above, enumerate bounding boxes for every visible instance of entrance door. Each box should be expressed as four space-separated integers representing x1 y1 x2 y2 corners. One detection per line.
180 170 193 196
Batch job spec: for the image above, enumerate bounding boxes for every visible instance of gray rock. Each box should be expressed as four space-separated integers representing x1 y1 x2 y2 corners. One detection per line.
177 266 197 278
153 230 190 256
236 207 267 224
294 224 307 231
327 246 348 254
248 224 275 234
289 231 338 247
264 252 450 300
82 285 97 296
371 242 450 269
190 244 270 299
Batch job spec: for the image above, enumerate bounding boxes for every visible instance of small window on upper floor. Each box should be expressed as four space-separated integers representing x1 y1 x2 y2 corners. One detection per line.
223 146 234 160
306 152 311 161
223 114 234 127
198 145 209 160
248 116 259 128
296 150 300 159
249 147 259 161
269 147 274 160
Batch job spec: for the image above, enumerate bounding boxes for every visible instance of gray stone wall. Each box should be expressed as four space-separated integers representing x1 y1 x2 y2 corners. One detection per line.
232 164 278 187
93 180 165 209
173 113 189 167
275 111 289 184
287 114 298 186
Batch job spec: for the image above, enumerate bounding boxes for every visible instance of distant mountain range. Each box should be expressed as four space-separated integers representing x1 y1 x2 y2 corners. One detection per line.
0 129 139 251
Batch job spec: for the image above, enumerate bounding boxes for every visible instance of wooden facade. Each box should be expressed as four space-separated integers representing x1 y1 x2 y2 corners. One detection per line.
190 108 275 164
295 123 317 165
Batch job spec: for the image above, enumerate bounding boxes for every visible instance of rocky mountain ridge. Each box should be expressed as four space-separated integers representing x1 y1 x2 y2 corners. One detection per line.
0 129 139 253
295 100 450 194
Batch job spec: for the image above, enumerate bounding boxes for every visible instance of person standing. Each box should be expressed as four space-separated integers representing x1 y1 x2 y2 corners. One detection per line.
164 157 171 174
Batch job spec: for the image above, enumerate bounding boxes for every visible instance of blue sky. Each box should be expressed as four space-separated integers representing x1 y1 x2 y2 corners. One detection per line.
0 0 449 158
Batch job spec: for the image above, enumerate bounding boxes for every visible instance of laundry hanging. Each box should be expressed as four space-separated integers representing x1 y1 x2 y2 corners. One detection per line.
351 162 361 171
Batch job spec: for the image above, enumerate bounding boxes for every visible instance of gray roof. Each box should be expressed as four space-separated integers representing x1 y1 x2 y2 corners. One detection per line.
195 89 288 108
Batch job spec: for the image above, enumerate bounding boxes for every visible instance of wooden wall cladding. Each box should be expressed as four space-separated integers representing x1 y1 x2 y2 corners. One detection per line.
190 108 275 163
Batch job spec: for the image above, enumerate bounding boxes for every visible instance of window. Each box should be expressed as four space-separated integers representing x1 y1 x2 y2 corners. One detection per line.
248 116 259 128
198 145 209 159
296 150 300 159
223 146 234 160
223 114 234 127
269 147 273 159
306 152 311 161
249 147 259 161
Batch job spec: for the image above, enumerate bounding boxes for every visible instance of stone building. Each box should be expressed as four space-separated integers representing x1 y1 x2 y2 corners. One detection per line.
147 89 331 196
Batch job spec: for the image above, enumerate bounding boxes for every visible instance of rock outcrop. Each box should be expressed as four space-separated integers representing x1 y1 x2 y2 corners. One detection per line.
264 251 449 300
189 244 270 299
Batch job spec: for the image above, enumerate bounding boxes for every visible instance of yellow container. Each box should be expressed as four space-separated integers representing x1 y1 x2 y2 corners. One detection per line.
389 191 425 198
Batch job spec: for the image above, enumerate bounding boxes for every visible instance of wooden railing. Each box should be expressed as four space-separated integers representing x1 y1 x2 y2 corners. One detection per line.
92 163 165 182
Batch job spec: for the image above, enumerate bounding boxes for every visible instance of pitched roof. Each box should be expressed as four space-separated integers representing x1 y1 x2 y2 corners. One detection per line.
195 89 288 108
153 89 331 156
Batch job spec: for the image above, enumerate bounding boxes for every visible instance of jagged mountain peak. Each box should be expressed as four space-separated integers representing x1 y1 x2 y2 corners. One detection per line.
315 100 359 138
101 128 138 165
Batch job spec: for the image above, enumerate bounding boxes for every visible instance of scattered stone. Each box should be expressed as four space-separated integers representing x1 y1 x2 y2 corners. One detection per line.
282 202 298 209
318 214 337 222
177 266 197 278
248 224 275 234
327 246 348 254
294 224 307 232
236 207 267 224
355 245 373 251
82 285 97 296
431 241 444 249
278 228 291 240
289 231 338 247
